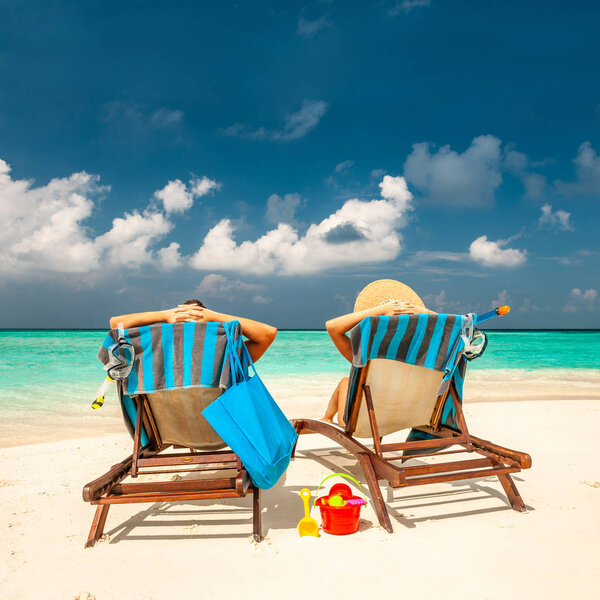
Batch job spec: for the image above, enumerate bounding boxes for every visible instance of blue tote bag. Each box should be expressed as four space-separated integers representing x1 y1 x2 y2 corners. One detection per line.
202 322 298 489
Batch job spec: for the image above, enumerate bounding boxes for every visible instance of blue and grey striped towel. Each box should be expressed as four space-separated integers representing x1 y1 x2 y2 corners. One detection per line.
97 321 245 396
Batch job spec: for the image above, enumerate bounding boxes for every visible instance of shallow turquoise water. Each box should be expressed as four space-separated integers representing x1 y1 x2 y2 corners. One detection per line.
0 329 598 416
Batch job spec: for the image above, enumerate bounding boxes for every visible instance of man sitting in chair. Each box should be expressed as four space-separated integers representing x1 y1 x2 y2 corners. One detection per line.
110 299 277 363
322 280 437 426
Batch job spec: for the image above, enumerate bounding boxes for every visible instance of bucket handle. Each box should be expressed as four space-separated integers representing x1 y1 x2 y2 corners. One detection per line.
313 473 368 510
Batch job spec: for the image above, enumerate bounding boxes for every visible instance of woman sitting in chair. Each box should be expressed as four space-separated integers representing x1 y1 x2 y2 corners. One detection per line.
322 280 436 426
110 299 277 362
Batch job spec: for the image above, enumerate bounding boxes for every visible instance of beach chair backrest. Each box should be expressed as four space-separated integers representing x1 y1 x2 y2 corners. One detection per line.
146 388 227 450
353 359 443 438
98 321 246 450
344 314 474 439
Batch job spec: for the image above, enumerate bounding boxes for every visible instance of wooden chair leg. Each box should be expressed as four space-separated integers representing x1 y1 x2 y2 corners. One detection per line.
358 452 393 533
497 473 527 512
85 505 110 548
290 420 303 459
252 487 262 542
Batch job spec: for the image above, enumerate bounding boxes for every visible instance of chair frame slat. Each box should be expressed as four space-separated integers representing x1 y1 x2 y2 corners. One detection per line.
291 369 531 533
83 389 262 547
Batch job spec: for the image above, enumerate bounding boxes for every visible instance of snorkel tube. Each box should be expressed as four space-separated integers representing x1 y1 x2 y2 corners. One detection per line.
475 305 510 325
92 322 135 409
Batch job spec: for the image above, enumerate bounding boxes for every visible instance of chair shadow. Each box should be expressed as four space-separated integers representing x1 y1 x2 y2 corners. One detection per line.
106 498 257 544
104 445 532 543
104 463 303 544
294 449 534 530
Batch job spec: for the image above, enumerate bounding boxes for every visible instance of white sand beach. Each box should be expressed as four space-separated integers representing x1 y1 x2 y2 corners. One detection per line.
1 398 599 600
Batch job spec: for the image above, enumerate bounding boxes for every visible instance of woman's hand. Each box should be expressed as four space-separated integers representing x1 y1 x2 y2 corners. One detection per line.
376 300 416 316
377 300 433 316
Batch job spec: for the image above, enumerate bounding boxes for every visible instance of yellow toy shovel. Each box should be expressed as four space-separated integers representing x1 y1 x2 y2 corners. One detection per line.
298 488 319 537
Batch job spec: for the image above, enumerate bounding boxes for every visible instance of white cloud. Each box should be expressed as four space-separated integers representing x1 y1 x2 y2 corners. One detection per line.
0 160 411 281
223 99 328 142
518 298 540 313
422 290 464 312
411 250 469 263
148 107 184 129
505 141 600 199
490 289 510 308
333 294 352 311
538 204 573 232
573 141 600 189
469 235 527 267
556 142 600 196
297 16 333 38
403 135 503 206
522 173 547 200
503 148 549 200
266 193 303 224
101 101 183 131
390 0 431 16
195 274 271 305
94 209 172 268
503 149 528 174
154 176 219 214
326 160 355 189
191 176 220 197
154 180 193 214
0 157 218 278
408 250 490 277
379 174 413 214
189 175 413 275
571 288 597 301
423 290 446 311
157 242 183 270
0 160 105 274
564 288 598 313
335 160 354 173
544 250 600 266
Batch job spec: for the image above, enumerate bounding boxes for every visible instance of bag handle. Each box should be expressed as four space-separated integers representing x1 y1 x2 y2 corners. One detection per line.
312 473 368 511
224 320 259 382
223 321 247 385
239 332 257 377
224 323 243 384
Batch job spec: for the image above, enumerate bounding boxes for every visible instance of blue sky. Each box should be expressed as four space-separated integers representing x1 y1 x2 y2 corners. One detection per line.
0 0 598 328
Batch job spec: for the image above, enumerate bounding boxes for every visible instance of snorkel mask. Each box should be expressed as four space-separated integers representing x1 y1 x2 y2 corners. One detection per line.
106 337 135 380
464 329 488 361
92 323 135 409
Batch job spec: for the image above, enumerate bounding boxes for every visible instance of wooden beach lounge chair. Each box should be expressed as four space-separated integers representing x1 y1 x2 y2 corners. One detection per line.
291 313 532 532
83 321 262 547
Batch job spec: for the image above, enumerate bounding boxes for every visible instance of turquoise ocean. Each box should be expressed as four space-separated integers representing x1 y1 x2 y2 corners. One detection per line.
1 330 599 446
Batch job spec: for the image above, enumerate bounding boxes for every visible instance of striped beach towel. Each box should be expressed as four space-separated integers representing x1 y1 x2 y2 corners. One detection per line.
98 321 245 396
344 314 475 435
97 321 247 447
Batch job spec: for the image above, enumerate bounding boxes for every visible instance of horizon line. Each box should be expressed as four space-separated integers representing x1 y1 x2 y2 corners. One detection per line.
1 328 599 333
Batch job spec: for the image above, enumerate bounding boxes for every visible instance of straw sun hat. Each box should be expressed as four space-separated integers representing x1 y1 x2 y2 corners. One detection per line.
353 279 425 312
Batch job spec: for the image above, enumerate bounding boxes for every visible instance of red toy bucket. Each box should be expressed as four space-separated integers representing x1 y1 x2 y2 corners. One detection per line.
314 474 367 536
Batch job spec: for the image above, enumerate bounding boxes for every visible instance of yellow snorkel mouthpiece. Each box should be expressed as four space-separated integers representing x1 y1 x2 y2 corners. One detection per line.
92 375 113 409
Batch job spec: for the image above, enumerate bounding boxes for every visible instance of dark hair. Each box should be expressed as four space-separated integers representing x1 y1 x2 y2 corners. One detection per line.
182 299 205 308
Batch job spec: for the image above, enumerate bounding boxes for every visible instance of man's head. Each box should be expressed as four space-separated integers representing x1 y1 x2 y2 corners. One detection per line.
181 299 206 308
